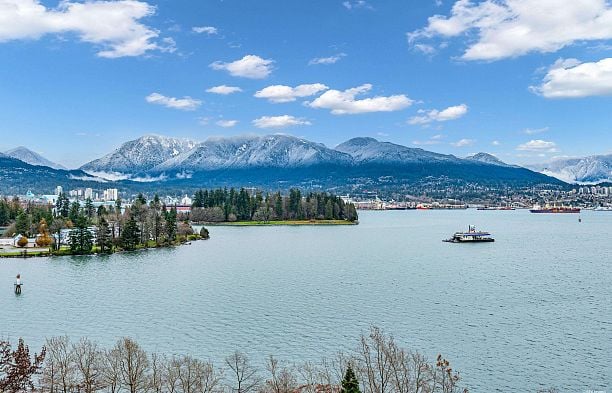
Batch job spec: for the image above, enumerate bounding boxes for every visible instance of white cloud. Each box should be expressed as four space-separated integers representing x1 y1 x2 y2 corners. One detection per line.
517 139 558 152
408 104 468 124
409 0 612 61
342 1 373 10
307 84 413 115
413 44 436 55
216 119 238 128
192 26 217 35
0 0 167 58
523 126 549 135
491 140 501 146
254 83 328 103
145 93 201 111
210 55 274 79
308 53 346 65
413 134 444 145
531 58 612 98
252 115 311 129
206 85 243 95
451 138 475 147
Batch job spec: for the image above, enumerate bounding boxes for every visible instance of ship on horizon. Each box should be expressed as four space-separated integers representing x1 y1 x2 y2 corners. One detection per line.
529 204 581 213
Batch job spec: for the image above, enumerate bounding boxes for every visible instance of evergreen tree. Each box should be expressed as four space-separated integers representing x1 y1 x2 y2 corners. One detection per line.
164 207 177 242
84 198 95 219
0 201 10 226
69 201 81 223
69 216 93 254
56 192 70 218
120 215 141 251
340 365 361 393
15 212 30 236
96 217 113 253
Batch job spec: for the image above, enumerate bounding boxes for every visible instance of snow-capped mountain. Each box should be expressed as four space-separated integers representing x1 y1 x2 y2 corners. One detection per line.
335 137 458 164
4 146 66 170
465 152 509 166
529 154 612 184
81 135 197 179
153 134 352 172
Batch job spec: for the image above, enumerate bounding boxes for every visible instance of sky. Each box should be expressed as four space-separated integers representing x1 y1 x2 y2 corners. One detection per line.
0 0 611 168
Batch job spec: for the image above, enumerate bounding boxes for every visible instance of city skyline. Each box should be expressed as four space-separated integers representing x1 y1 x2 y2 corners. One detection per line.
0 0 611 168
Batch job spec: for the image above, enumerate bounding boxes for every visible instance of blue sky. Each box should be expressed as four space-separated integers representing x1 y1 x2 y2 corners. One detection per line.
0 0 611 168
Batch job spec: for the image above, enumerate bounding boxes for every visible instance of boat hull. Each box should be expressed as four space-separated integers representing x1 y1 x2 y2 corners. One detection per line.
530 209 580 213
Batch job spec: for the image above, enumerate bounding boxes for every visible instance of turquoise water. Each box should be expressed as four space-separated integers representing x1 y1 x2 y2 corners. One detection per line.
1 210 610 392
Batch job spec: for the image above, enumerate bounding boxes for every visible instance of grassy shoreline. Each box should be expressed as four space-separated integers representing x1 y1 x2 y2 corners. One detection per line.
200 220 358 226
0 236 205 259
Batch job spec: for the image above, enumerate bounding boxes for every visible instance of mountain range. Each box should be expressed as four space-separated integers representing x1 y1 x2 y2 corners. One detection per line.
0 134 589 195
528 154 612 184
4 146 66 170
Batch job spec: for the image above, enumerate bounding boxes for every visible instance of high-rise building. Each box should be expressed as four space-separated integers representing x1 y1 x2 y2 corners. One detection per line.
55 185 63 196
103 188 119 201
84 188 93 199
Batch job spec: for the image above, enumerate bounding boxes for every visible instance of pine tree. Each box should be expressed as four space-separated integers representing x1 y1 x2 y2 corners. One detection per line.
15 212 30 236
340 365 361 393
120 215 141 251
97 217 113 253
164 207 177 243
69 216 93 254
84 198 95 219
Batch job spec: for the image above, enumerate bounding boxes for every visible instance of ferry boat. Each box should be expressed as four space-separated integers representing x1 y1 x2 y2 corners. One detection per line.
443 226 495 243
529 205 580 213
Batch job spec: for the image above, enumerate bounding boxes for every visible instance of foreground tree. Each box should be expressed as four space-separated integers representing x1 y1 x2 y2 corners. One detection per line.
0 338 46 393
225 351 260 393
341 365 361 393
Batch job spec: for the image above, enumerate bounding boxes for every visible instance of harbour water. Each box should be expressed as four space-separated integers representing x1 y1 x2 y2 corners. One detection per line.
1 210 610 392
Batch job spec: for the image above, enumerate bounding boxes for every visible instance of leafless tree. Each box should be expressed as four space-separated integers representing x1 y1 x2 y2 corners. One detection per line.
115 338 150 393
42 336 75 393
101 348 121 393
72 338 104 393
261 356 297 393
225 351 260 393
357 327 393 393
149 353 166 393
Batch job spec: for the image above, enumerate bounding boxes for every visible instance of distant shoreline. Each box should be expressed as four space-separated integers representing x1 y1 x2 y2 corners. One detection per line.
195 220 358 226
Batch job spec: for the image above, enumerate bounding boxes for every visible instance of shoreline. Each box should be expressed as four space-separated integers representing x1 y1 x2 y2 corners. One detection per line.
0 237 205 259
197 220 358 226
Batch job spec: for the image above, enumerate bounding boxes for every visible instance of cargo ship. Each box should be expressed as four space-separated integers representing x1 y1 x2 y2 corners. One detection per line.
529 205 580 213
443 226 495 243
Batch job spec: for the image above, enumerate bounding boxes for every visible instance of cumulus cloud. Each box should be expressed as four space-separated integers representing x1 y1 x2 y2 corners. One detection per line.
451 138 475 147
307 84 413 115
206 85 243 95
252 115 311 129
145 93 201 111
308 53 346 65
254 83 328 103
216 119 238 128
192 26 217 35
0 0 169 58
409 0 612 61
210 55 274 79
408 104 468 124
517 139 558 152
531 58 612 98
